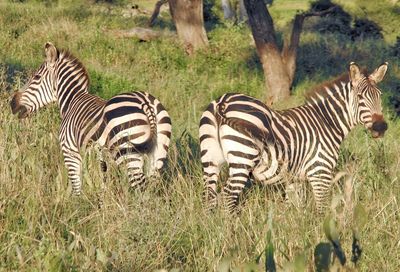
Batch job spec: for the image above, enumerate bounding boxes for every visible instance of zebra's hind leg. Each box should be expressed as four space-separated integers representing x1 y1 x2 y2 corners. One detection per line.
147 136 170 180
309 175 333 214
223 162 253 214
115 151 146 190
199 111 225 212
202 161 223 212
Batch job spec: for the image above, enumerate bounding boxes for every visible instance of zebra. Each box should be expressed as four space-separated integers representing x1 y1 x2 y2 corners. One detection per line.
10 42 172 195
199 62 388 214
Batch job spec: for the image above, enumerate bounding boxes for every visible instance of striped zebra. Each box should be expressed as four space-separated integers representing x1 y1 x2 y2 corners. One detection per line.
10 42 172 195
199 62 388 213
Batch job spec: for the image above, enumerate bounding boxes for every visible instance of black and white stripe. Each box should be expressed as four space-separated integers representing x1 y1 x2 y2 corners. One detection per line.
199 62 388 213
11 42 171 194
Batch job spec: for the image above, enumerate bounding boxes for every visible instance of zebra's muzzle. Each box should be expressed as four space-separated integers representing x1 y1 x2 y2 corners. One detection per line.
370 114 387 138
10 93 29 119
370 120 388 138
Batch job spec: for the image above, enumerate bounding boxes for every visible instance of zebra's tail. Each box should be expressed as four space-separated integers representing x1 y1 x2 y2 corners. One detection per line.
137 101 158 152
216 103 273 144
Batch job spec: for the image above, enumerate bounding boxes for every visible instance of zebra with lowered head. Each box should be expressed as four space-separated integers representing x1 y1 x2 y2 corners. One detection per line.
10 42 172 195
199 62 388 214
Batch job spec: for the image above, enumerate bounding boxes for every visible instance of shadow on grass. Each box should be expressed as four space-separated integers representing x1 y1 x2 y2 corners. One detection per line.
241 0 400 115
0 60 26 94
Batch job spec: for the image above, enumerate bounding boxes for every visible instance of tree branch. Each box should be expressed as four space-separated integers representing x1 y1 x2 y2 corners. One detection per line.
287 6 337 53
282 5 337 84
148 0 169 27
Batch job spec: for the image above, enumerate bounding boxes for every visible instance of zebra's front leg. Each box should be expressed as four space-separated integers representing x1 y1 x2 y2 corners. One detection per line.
61 146 83 196
223 163 252 214
309 174 333 214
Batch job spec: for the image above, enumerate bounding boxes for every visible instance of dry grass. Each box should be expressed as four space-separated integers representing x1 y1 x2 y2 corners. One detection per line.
1 1 400 271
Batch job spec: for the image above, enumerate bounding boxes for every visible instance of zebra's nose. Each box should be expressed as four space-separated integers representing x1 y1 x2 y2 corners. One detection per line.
371 120 388 138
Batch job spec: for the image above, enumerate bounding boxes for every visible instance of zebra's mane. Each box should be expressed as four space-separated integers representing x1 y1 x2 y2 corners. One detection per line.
304 69 368 103
304 73 350 103
58 49 90 85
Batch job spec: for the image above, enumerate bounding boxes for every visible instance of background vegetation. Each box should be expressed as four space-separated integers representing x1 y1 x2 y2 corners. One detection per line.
0 0 399 270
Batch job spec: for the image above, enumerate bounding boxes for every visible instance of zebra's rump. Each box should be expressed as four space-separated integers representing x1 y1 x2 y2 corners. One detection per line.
94 91 158 153
215 93 279 144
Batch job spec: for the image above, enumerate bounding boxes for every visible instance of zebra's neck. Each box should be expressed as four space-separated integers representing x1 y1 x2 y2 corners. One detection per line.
304 80 358 143
55 56 90 116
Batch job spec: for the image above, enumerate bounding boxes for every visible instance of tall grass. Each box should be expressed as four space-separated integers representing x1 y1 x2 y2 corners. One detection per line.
0 1 399 270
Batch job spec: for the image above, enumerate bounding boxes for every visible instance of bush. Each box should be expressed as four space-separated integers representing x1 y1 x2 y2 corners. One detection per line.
310 0 352 36
351 18 383 41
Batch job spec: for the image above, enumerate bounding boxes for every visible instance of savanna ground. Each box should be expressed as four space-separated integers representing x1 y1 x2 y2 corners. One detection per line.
0 0 399 271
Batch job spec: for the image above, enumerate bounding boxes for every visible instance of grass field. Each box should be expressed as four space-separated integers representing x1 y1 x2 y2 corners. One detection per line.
1 0 400 271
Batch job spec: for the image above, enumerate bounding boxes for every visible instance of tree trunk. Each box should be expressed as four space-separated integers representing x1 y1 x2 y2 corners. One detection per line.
169 0 209 55
244 0 290 105
221 0 235 20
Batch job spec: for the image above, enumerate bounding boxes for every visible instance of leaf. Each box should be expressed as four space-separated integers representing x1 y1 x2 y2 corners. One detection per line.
293 252 306 272
323 215 346 266
351 234 363 265
314 242 331 272
323 215 339 242
265 230 276 272
330 238 346 266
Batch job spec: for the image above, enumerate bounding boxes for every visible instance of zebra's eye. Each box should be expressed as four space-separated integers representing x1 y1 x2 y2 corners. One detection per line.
33 75 41 81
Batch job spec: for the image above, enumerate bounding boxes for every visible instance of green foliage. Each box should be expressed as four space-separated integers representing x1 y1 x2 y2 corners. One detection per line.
264 230 276 272
1 0 400 271
310 0 353 36
89 69 137 99
352 18 383 40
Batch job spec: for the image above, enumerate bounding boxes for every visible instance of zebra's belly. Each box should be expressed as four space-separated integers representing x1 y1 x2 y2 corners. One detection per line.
252 147 307 185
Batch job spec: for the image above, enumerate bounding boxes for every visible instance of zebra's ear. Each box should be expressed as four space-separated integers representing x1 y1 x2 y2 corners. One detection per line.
349 62 363 87
44 42 58 65
369 62 388 84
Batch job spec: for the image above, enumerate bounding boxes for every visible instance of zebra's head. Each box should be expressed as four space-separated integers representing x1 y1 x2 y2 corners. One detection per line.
349 62 388 138
10 42 59 119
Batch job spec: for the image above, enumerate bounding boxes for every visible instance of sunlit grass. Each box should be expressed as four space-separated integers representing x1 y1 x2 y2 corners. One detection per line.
1 1 399 271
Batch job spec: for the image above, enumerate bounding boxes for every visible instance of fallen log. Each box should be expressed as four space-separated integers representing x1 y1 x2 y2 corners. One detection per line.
106 27 175 42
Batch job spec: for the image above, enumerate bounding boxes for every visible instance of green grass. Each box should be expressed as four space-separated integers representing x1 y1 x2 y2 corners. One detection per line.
1 0 400 271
